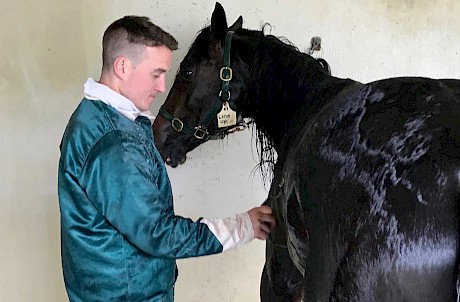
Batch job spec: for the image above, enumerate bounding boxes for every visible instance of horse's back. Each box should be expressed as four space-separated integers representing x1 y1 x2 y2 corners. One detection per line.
282 77 460 301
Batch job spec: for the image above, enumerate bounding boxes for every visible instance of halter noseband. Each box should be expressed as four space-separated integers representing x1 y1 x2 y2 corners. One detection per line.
159 31 239 140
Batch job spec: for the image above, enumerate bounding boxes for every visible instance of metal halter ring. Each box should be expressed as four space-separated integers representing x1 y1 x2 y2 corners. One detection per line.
219 90 231 101
171 118 184 132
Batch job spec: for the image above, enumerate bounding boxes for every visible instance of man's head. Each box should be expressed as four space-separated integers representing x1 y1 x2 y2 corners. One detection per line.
100 16 178 111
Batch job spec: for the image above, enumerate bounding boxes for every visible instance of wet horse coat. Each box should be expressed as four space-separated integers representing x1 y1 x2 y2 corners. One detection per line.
153 3 460 301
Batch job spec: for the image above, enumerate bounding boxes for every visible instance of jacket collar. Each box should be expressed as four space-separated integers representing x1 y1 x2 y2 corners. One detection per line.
83 78 155 123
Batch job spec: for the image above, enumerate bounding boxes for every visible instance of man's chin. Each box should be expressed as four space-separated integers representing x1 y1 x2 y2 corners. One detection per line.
139 100 155 112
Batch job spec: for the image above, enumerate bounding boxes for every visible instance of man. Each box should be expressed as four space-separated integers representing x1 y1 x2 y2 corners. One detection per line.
58 15 275 302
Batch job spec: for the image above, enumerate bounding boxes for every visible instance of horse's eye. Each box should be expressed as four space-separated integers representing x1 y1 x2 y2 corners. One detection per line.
184 70 193 78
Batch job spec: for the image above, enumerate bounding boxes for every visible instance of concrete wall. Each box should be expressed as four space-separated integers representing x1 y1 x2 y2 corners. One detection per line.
1 0 459 301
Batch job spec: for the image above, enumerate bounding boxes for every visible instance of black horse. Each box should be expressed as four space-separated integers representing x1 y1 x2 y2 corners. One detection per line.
153 3 460 301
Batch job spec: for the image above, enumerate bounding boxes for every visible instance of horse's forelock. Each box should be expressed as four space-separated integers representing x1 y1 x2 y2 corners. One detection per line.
184 27 216 61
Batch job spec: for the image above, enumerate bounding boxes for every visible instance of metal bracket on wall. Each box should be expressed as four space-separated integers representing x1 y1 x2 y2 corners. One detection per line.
307 36 322 55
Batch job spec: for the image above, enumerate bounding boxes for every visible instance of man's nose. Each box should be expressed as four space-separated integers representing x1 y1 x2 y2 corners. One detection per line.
155 76 166 93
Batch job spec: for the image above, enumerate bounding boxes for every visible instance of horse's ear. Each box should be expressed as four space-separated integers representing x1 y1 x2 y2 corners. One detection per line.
210 2 228 43
229 16 243 31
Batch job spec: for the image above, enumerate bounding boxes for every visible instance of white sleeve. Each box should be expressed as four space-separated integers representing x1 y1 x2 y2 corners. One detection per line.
199 212 255 252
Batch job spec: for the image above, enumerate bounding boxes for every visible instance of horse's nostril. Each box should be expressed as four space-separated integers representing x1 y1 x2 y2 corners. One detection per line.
179 155 187 165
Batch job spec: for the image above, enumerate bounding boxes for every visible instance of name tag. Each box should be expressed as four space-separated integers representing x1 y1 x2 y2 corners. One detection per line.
217 102 237 128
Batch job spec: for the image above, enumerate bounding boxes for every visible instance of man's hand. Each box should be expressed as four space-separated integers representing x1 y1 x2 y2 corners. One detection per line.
247 205 276 240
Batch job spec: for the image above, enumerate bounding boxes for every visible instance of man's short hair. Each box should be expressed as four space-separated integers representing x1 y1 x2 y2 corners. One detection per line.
102 16 178 70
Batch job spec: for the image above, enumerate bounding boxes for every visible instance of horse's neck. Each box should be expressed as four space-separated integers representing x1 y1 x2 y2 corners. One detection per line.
277 77 357 156
236 35 354 151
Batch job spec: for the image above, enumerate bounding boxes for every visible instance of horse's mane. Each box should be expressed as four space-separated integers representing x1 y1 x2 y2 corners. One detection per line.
242 30 331 183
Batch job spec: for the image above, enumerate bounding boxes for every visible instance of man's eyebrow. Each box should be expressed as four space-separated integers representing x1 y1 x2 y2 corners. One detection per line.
154 68 169 73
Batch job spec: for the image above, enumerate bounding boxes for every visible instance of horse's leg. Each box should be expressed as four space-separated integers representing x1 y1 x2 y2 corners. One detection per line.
260 236 303 301
261 195 303 302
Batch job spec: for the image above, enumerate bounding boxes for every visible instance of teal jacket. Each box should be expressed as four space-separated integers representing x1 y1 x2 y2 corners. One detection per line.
58 99 223 301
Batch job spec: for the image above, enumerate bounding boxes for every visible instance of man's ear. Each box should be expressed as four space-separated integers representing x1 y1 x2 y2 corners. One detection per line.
113 56 130 79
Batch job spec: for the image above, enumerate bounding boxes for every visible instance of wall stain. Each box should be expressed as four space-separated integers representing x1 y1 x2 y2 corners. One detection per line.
377 0 459 30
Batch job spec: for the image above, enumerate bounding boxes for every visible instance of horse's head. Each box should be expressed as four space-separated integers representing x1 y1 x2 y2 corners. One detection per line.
153 2 250 167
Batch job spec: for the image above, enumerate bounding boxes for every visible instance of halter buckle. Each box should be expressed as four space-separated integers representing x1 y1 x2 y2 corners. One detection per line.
219 67 232 81
194 126 209 140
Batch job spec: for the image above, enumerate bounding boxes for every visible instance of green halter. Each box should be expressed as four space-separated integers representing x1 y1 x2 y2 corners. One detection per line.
159 30 238 140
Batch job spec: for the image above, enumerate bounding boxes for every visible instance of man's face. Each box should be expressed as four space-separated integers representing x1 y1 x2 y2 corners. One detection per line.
122 45 172 111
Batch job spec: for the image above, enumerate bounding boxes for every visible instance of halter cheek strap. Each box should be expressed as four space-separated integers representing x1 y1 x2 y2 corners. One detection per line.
159 30 238 140
158 99 223 140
